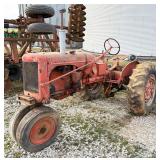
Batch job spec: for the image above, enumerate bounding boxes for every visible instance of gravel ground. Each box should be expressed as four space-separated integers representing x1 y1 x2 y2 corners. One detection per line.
4 89 156 158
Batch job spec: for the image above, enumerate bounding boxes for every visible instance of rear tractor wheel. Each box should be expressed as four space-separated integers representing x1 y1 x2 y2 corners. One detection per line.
127 62 156 115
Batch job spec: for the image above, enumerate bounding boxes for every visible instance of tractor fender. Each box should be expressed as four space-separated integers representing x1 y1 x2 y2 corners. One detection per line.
121 60 139 83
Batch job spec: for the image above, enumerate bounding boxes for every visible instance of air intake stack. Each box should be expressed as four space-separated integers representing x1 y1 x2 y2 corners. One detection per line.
59 9 66 54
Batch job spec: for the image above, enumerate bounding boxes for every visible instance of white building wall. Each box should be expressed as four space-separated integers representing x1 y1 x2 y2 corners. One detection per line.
83 4 156 56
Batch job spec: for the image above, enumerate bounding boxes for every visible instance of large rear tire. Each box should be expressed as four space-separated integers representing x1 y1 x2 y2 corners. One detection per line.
127 62 156 115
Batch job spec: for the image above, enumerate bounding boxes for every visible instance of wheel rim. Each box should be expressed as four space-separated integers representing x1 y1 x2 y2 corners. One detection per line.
88 83 101 93
29 117 56 145
144 74 156 105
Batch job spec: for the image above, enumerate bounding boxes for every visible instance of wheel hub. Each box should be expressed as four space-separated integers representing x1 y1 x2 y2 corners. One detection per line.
87 83 101 93
144 74 155 104
29 117 56 145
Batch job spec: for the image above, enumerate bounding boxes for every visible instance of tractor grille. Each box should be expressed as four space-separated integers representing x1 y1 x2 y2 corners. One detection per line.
23 62 38 92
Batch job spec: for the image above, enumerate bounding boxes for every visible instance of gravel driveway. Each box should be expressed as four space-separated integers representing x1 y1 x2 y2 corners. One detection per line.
4 89 156 158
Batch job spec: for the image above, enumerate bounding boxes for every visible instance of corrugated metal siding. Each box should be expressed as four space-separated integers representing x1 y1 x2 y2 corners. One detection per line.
83 4 156 56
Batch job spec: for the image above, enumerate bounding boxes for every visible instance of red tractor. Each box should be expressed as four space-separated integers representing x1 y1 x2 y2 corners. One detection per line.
9 38 156 152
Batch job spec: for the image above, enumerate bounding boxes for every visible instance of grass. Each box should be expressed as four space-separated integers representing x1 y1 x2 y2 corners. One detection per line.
4 134 13 151
13 152 23 158
61 112 155 158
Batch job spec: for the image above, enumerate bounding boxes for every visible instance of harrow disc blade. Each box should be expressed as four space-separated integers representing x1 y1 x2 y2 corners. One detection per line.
70 27 86 33
74 4 86 10
71 15 86 21
70 37 84 42
70 10 86 16
70 21 86 26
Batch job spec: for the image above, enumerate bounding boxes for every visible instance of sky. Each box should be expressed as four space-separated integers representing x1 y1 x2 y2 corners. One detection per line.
4 4 19 19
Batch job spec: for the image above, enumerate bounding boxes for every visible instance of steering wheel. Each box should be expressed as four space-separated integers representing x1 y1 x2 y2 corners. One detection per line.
104 38 120 55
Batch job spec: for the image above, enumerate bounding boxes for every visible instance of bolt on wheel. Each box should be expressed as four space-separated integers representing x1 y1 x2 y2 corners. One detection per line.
29 116 56 145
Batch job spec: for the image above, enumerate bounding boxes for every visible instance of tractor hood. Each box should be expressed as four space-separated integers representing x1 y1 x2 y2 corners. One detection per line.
22 51 96 65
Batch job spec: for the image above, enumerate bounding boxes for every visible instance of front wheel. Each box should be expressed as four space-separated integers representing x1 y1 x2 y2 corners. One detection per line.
127 62 156 115
15 106 60 152
9 104 38 142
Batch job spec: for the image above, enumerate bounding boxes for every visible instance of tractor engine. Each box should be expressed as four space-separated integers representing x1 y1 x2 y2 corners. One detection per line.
21 51 106 104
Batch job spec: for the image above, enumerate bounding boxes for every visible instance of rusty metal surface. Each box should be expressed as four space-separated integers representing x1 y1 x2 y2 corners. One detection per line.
4 37 59 42
44 35 57 52
19 41 30 57
67 4 86 43
121 61 139 81
4 11 66 68
10 42 19 63
17 37 139 105
18 94 36 105
4 17 43 26
144 74 156 105
20 44 142 106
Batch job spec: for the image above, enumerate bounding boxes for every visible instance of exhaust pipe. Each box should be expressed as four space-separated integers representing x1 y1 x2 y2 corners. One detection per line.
59 30 66 54
59 9 66 54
